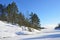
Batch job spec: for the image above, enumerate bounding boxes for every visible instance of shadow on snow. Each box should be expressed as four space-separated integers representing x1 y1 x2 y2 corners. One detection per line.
23 34 60 40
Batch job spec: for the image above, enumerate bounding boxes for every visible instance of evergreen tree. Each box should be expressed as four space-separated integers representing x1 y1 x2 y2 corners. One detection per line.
6 4 12 22
24 18 31 27
0 4 6 21
11 2 18 24
6 2 18 24
30 12 34 24
18 12 25 26
30 12 41 29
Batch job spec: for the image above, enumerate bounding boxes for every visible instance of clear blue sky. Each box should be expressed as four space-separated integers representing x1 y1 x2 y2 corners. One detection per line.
0 0 60 27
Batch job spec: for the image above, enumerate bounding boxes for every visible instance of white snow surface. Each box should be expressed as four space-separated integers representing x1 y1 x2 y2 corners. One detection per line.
0 21 40 39
0 21 60 40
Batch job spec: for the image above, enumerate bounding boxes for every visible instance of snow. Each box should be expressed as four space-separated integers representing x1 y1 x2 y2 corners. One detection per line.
0 21 60 40
0 21 40 39
20 30 60 40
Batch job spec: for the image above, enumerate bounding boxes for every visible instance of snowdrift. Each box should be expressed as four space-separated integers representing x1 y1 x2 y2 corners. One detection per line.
0 21 40 38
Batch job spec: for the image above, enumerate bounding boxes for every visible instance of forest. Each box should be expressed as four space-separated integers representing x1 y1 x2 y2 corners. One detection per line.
0 2 41 30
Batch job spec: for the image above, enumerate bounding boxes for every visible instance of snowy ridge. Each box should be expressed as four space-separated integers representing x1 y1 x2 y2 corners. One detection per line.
0 21 40 38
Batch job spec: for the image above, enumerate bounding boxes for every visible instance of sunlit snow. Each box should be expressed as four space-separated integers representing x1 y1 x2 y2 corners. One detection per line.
0 21 60 40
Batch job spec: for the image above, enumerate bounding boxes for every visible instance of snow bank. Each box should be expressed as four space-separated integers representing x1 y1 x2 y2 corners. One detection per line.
0 21 40 38
0 32 16 38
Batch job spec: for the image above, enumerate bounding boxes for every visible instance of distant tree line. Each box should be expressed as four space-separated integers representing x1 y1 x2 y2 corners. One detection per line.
55 24 60 30
0 2 41 30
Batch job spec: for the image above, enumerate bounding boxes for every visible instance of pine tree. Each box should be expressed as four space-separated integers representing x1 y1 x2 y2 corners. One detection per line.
0 4 6 21
6 4 12 22
18 12 25 26
6 2 18 24
11 2 18 24
30 12 41 29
